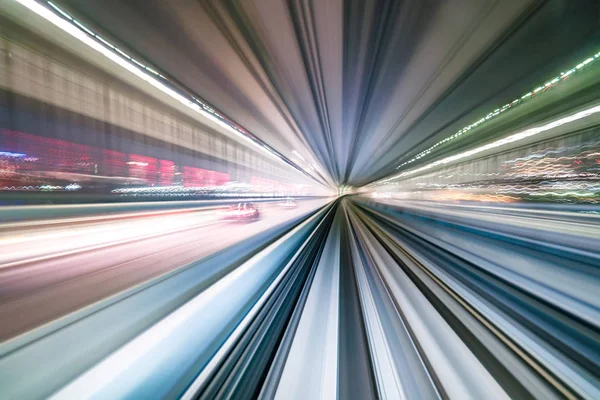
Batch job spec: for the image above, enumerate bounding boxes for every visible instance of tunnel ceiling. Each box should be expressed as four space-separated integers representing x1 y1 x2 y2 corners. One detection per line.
58 0 600 187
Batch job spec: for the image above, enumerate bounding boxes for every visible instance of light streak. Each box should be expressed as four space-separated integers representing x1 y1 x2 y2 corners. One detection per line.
0 151 26 157
396 49 600 170
13 0 308 176
383 105 600 182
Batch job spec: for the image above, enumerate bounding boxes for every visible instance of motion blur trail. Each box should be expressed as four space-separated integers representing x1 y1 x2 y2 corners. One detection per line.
0 197 598 399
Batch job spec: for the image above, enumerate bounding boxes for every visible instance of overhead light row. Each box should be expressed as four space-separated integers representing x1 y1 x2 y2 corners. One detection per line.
395 48 600 171
15 0 317 182
380 104 600 183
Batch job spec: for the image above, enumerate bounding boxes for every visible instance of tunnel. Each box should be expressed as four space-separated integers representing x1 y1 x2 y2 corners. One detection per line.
0 0 599 399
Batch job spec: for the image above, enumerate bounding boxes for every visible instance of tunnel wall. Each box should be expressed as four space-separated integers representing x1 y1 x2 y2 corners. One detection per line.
376 127 600 203
0 31 298 187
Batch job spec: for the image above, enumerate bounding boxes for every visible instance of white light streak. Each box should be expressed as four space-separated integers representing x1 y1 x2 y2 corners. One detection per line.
72 20 93 36
47 1 71 20
384 105 600 182
131 58 146 68
14 0 295 170
95 35 114 49
396 49 600 170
